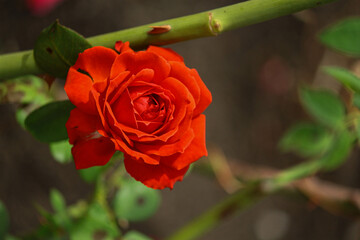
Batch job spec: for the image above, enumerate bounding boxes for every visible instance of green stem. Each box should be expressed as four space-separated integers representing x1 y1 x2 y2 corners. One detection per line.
165 181 263 240
0 50 43 80
270 159 323 187
0 0 336 80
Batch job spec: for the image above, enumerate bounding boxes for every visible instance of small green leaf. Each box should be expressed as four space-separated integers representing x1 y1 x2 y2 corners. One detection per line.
319 17 360 57
320 130 354 170
15 109 28 129
353 93 360 109
50 189 72 229
50 189 66 213
35 203 51 217
25 100 75 142
34 20 92 78
123 231 152 240
113 179 161 222
300 88 345 128
13 77 51 105
50 140 72 164
323 66 360 92
78 166 106 183
67 201 88 219
279 123 333 157
69 203 120 239
0 201 9 239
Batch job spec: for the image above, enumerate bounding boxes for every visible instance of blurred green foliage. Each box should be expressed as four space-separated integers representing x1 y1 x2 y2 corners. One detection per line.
50 140 73 164
279 123 333 157
113 178 161 222
319 17 360 56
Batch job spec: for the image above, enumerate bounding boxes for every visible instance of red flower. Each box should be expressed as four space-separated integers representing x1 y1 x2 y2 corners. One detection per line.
65 42 212 189
26 0 64 16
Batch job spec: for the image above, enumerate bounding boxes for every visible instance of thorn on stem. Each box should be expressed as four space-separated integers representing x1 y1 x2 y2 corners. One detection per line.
148 25 171 34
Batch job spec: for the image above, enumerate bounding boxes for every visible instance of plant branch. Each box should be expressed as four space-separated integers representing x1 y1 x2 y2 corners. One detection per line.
229 160 360 217
167 146 358 240
0 50 43 80
0 0 336 80
165 181 264 240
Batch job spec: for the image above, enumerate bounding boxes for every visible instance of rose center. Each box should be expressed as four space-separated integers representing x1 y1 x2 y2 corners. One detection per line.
133 94 165 121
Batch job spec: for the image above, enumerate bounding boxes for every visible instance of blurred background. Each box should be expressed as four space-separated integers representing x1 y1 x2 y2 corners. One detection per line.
1 0 360 239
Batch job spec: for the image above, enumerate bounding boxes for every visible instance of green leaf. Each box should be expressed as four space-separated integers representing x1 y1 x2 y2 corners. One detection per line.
78 166 106 183
353 93 360 109
50 189 66 213
50 189 72 230
123 231 152 240
25 100 75 142
323 66 360 92
69 203 120 239
15 109 28 129
299 88 345 128
319 17 360 57
50 140 72 164
279 123 333 157
113 178 161 222
34 20 92 78
0 201 9 239
320 130 354 170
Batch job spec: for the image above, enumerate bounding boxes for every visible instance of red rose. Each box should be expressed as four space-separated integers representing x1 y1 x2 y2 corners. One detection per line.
65 42 212 189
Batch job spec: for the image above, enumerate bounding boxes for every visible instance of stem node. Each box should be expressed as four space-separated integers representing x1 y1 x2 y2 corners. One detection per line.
208 12 221 35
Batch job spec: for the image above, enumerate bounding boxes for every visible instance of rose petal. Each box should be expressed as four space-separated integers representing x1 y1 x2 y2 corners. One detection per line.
169 61 200 105
66 108 101 144
135 128 194 156
124 155 189 189
111 88 137 129
162 114 207 170
110 51 170 82
154 77 195 141
191 69 212 116
147 46 184 62
92 89 109 132
115 41 134 54
136 121 163 133
73 46 118 83
109 129 160 165
104 102 134 147
72 137 115 169
65 68 97 114
108 69 154 105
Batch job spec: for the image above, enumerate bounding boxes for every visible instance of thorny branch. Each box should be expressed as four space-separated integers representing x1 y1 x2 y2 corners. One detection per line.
207 147 360 218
